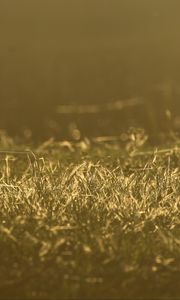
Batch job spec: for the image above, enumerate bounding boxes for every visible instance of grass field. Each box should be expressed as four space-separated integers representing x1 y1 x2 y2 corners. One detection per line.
0 130 180 299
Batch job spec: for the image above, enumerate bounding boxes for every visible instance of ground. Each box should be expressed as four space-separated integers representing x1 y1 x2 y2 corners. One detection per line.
0 133 180 299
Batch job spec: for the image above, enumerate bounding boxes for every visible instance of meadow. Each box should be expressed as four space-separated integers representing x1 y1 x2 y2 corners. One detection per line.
1 1 180 299
0 130 180 299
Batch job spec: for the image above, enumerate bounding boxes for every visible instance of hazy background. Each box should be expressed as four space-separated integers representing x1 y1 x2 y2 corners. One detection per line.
0 0 180 141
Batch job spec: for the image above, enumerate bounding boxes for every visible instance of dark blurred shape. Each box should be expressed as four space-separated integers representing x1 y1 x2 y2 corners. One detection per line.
0 0 180 141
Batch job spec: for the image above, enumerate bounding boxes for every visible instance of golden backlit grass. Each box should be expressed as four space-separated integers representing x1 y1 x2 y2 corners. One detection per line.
0 132 180 299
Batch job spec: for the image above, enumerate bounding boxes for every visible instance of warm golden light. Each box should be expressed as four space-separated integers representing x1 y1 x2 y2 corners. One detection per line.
0 1 180 299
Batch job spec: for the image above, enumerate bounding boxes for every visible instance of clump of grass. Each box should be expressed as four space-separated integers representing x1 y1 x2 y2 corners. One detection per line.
0 133 180 299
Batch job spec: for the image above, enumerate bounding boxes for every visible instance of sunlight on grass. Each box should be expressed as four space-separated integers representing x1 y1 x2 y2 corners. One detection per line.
0 131 180 299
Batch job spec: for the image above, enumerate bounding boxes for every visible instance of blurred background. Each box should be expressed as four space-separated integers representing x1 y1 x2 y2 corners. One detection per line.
0 0 180 142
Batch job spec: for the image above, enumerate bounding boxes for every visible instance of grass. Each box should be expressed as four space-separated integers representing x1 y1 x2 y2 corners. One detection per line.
0 131 180 299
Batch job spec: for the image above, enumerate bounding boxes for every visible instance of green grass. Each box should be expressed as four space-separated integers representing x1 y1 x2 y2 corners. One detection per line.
0 132 180 299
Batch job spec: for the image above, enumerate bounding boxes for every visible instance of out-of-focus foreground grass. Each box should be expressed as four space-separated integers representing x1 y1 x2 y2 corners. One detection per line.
0 130 180 300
